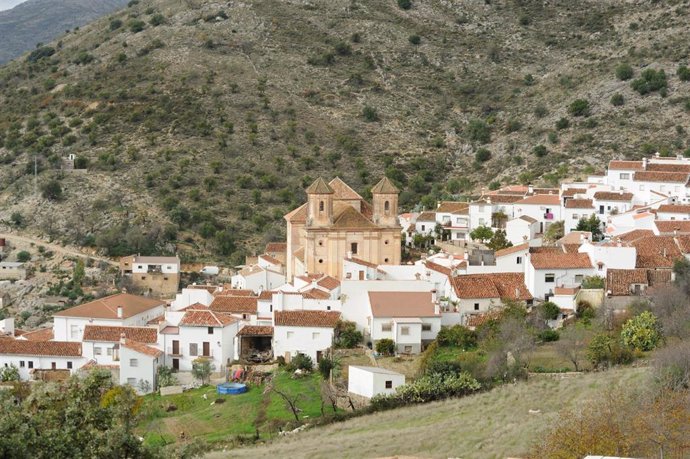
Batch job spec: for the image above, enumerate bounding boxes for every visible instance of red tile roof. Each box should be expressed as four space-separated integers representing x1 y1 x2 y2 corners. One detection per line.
121 339 162 358
436 201 470 213
451 273 532 300
657 204 690 214
0 340 82 357
515 194 560 206
20 327 53 341
274 310 341 327
564 198 594 209
53 293 164 319
630 235 682 268
647 163 690 173
258 290 275 300
606 269 648 296
210 296 258 314
215 288 254 297
424 260 452 276
480 194 525 204
593 191 634 201
416 211 437 222
634 171 689 183
179 309 238 327
655 220 690 234
265 242 287 253
529 251 592 269
495 243 529 258
317 275 340 290
617 229 654 242
465 309 503 328
83 325 157 343
347 257 378 269
608 160 644 171
368 291 437 317
562 188 587 197
302 288 331 300
237 325 274 336
259 254 283 266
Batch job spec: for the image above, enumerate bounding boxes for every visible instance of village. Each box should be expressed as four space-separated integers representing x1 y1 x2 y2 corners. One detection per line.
0 153 689 403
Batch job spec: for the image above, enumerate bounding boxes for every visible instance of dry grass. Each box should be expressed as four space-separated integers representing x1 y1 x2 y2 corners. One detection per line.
216 367 648 459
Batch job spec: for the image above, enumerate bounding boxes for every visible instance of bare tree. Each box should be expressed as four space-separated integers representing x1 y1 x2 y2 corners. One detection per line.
650 286 690 340
555 324 588 372
653 341 690 391
320 381 339 414
270 385 303 422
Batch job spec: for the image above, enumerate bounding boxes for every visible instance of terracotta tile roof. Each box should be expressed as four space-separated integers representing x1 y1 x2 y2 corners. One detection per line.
416 211 437 222
329 177 363 200
558 231 592 245
371 177 399 194
617 229 654 242
533 188 560 195
554 286 579 295
121 339 162 358
187 284 218 294
593 191 634 201
347 257 378 269
179 309 237 327
606 269 648 296
495 243 529 258
647 163 690 172
657 204 690 214
306 177 334 194
179 302 209 311
210 296 258 314
519 215 537 223
0 339 82 357
634 171 689 183
609 160 644 170
293 246 305 262
317 275 340 290
53 293 164 319
656 220 690 234
130 255 180 265
436 201 469 213
451 273 532 300
274 310 341 327
565 198 594 209
646 269 673 287
479 194 524 204
284 203 308 223
239 265 264 277
265 242 287 253
368 291 437 317
258 290 276 300
332 205 376 229
424 260 452 276
302 288 331 300
675 236 690 254
465 309 503 328
631 235 682 268
529 247 563 254
562 188 587 197
562 244 582 254
147 314 165 325
83 325 157 343
20 327 53 341
259 254 283 266
160 326 179 335
515 194 560 206
237 325 274 336
529 252 593 269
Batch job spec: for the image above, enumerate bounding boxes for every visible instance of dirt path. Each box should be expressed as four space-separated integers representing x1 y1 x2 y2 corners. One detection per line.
0 230 118 267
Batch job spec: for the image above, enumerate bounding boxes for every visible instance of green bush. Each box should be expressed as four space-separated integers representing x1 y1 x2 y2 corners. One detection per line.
621 311 662 351
467 119 491 143
334 41 351 56
370 372 480 410
538 329 560 342
678 65 690 82
568 99 591 117
128 19 146 33
318 357 337 378
397 0 412 9
555 117 570 130
334 320 362 348
587 334 633 369
436 325 478 349
149 14 165 26
376 338 395 356
17 251 31 262
540 301 561 321
581 275 605 289
362 105 379 122
615 63 634 81
41 179 63 201
109 19 123 31
532 144 548 157
631 68 667 95
610 93 624 106
408 35 421 45
291 353 314 371
475 148 491 163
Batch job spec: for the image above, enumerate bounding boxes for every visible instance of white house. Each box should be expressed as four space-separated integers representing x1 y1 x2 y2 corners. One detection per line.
348 365 405 399
505 216 539 246
524 249 595 300
512 194 562 233
343 257 385 281
0 340 84 380
656 204 690 221
119 338 162 394
82 325 159 366
592 191 634 217
563 199 596 233
447 273 533 324
258 254 284 274
231 265 286 292
52 293 166 342
578 241 637 276
414 211 437 236
435 201 470 242
272 310 340 362
0 262 27 280
368 291 440 354
170 287 214 311
119 255 181 297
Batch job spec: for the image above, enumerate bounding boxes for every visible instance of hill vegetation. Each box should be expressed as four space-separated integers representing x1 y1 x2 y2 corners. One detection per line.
1 0 690 262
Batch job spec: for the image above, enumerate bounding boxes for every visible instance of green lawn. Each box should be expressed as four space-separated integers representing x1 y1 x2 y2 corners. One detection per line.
138 371 326 447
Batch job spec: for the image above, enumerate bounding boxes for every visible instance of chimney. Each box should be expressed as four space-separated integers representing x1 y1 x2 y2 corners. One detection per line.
663 248 667 257
528 184 534 195
515 288 519 298
119 332 126 345
117 306 123 319
431 289 438 303
642 157 648 170
347 250 353 260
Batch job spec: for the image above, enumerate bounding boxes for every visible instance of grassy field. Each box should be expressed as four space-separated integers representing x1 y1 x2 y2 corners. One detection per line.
218 367 649 459
137 371 326 447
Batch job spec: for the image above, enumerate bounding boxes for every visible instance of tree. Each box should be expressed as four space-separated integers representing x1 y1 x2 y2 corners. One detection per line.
631 68 668 95
0 364 19 382
678 65 690 82
157 366 178 387
10 212 24 227
376 338 395 356
470 225 493 244
318 356 338 379
568 99 591 117
475 148 491 162
539 301 561 321
543 220 564 244
581 275 605 289
575 214 603 240
555 324 589 371
41 179 63 201
397 0 412 9
587 333 633 368
487 229 512 251
467 119 491 143
191 358 214 385
334 320 362 348
621 311 662 351
615 63 634 81
532 144 548 157
436 325 478 350
16 251 31 263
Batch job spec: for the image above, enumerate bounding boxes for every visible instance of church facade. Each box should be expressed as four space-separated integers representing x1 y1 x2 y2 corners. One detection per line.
284 177 402 280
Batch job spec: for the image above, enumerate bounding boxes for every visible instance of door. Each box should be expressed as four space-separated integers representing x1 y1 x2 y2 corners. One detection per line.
172 340 179 355
172 358 179 371
51 362 56 370
316 351 323 363
203 342 210 357
358 270 364 280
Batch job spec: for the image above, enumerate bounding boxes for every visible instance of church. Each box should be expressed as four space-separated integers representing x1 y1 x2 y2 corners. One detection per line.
284 177 402 280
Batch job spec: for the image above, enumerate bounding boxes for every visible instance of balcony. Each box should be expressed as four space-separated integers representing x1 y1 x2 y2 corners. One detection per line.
543 212 554 220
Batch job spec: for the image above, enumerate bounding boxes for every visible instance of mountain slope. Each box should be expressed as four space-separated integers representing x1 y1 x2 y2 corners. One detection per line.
0 0 689 262
0 0 128 64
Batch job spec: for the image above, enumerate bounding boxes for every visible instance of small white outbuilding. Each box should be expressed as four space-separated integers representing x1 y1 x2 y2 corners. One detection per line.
347 365 405 399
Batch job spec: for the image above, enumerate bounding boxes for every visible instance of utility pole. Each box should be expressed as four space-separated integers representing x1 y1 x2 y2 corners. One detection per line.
33 155 37 195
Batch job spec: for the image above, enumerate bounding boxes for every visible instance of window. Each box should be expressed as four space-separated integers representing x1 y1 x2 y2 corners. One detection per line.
207 327 214 335
516 256 522 264
404 345 413 353
312 332 320 340
189 343 198 356
137 265 143 269
107 347 113 356
479 218 485 226
242 313 248 319
385 380 393 389
318 240 323 246
422 323 432 332
327 306 331 310
270 304 273 312
384 240 389 245
572 214 579 220
129 359 138 367
19 361 25 368
67 362 72 369
575 274 584 283
619 173 630 180
319 201 324 212
70 325 79 339
318 259 323 264
287 331 294 339
351 242 358 254
28 361 33 369
127 378 137 386
400 326 410 336
545 273 555 283
384 200 390 213
474 303 479 311
94 347 102 355
382 323 392 332
421 225 425 231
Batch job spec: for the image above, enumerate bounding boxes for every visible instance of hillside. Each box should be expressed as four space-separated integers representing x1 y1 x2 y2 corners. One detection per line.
0 0 128 64
219 367 648 459
0 0 689 262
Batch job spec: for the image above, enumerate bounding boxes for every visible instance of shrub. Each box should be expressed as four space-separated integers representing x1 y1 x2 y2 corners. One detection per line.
505 118 522 133
26 46 55 63
41 179 63 201
291 353 313 371
587 334 633 369
334 41 351 56
475 148 491 162
436 325 478 350
16 251 31 263
631 68 667 95
532 144 548 157
538 329 560 342
334 320 362 348
157 366 177 387
109 19 123 31
0 365 19 382
678 65 690 82
581 275 605 289
149 13 165 26
568 99 591 117
610 93 624 106
376 338 395 356
370 372 480 410
540 301 561 321
128 19 146 33
621 311 662 351
576 300 595 321
362 105 379 122
397 0 412 9
318 357 337 378
408 35 421 45
467 118 491 143
555 117 570 130
10 212 24 227
615 63 634 81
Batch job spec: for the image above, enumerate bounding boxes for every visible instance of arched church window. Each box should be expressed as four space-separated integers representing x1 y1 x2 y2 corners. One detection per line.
319 201 324 212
